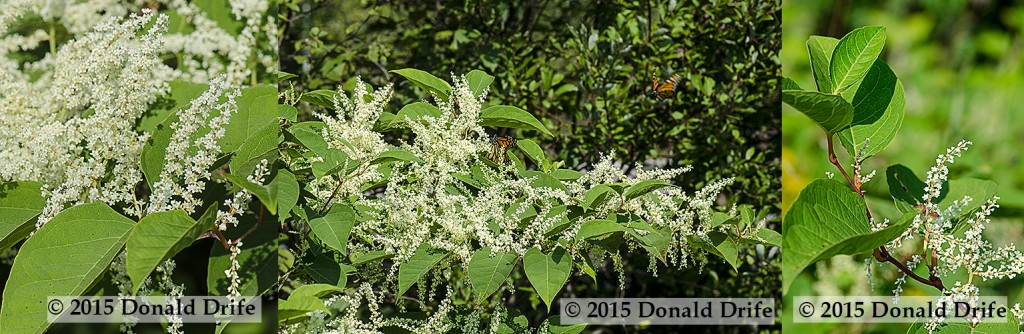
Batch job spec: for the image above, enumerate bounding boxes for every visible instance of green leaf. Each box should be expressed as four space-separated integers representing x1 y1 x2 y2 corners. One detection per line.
222 85 278 154
351 250 391 265
524 247 572 311
521 171 570 193
290 284 344 299
781 90 855 134
806 36 839 93
688 232 740 271
390 68 453 101
397 246 449 296
370 149 424 165
781 77 803 91
270 170 299 223
277 72 297 82
940 178 998 218
208 214 277 296
396 102 443 126
581 185 617 211
516 138 547 169
308 204 354 253
550 169 583 181
194 0 244 34
709 212 736 228
0 181 45 254
755 228 782 247
140 103 185 190
287 122 356 178
288 122 329 153
496 309 531 334
143 83 269 186
836 60 904 158
468 248 518 300
453 173 486 190
373 112 403 132
547 316 587 334
300 89 341 109
782 179 915 294
278 104 298 122
229 121 281 177
223 174 276 215
543 206 573 237
127 206 217 294
886 164 930 212
479 105 554 136
0 203 134 334
886 166 995 217
278 295 327 324
307 253 351 287
466 70 495 96
623 180 674 202
138 81 209 134
576 219 626 241
830 26 886 94
628 221 673 263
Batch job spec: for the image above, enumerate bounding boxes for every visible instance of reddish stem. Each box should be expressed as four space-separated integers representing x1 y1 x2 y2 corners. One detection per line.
827 134 945 292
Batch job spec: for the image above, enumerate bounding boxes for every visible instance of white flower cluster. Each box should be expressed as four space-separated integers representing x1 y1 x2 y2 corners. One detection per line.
0 1 274 86
307 78 393 203
160 0 277 84
930 197 1024 281
892 140 972 248
107 251 184 334
217 159 270 231
225 241 244 300
152 260 186 334
148 76 239 214
289 74 740 333
108 251 140 334
280 283 458 334
0 10 168 229
1012 303 1024 333
0 0 29 34
923 140 971 206
880 140 1024 332
323 75 735 268
890 254 921 302
1 0 268 227
220 159 269 300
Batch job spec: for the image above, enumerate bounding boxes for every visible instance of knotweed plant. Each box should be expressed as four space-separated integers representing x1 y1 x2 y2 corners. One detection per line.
0 2 278 333
783 25 1024 333
276 70 777 332
874 141 1024 332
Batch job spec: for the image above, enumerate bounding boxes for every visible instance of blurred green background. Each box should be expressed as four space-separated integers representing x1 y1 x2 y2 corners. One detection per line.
782 0 1024 333
281 0 781 332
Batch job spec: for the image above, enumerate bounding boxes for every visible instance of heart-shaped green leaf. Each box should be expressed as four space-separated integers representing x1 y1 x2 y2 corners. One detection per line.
524 247 572 311
468 248 518 300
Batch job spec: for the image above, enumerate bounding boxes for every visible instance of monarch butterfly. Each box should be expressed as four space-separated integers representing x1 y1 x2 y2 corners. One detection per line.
651 73 681 100
487 135 517 164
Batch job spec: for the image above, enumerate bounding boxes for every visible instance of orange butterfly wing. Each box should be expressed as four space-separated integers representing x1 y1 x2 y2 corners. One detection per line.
487 135 516 164
655 74 681 99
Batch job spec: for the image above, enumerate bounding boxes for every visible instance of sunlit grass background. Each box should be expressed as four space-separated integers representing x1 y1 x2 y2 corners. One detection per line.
782 0 1024 333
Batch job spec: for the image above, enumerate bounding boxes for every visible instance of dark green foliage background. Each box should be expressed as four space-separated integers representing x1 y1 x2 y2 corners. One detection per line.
280 0 781 332
281 0 780 210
